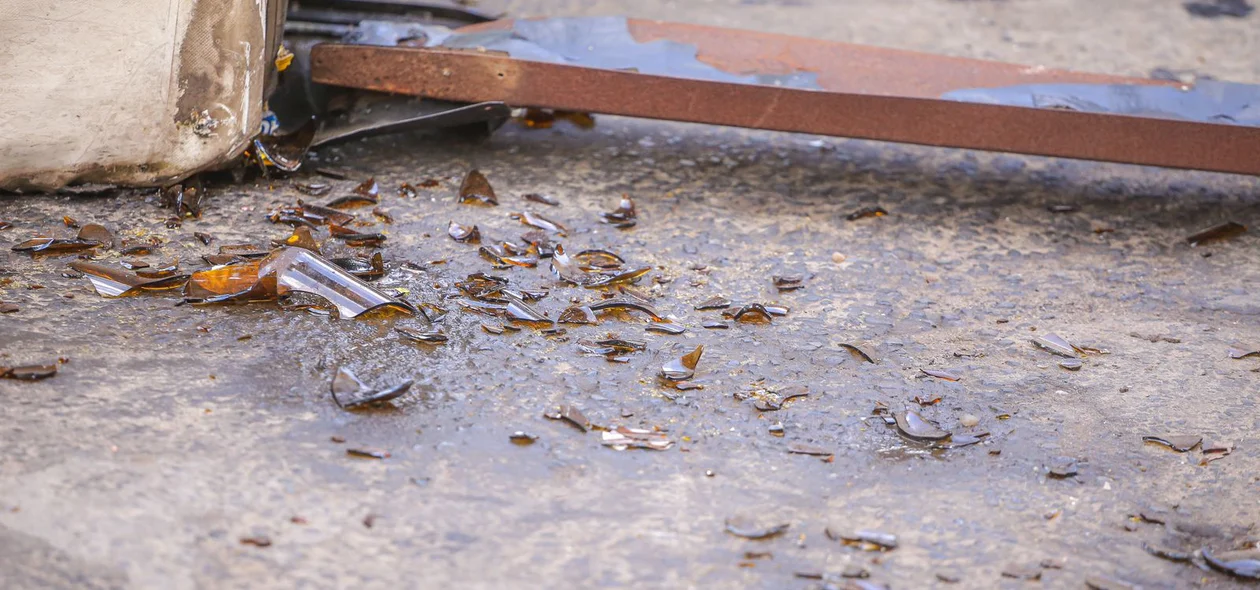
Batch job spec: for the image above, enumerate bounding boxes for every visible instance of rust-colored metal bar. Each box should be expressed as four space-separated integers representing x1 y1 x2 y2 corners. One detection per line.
310 22 1260 176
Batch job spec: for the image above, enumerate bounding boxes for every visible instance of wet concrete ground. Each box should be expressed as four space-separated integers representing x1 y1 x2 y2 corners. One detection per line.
3 2 1260 589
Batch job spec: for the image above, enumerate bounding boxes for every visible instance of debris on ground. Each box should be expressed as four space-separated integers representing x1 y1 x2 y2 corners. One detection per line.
1000 565 1042 580
894 410 950 441
695 295 732 310
544 405 593 432
330 367 413 409
509 432 539 445
1227 347 1259 359
601 426 673 450
0 364 58 381
786 442 833 457
661 345 704 381
919 368 960 381
827 529 898 551
1046 456 1080 478
772 275 805 291
725 518 790 540
65 261 187 297
522 193 560 206
600 195 637 229
1183 0 1254 18
238 535 272 548
1031 333 1078 357
1202 548 1260 579
447 221 481 243
396 327 449 344
346 447 391 459
458 169 498 206
846 206 888 221
1085 574 1141 590
1186 221 1246 245
1142 434 1202 452
184 247 414 318
724 303 774 323
839 343 875 363
11 223 114 255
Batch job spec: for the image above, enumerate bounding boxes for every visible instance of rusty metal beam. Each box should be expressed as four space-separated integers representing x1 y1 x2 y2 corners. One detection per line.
310 24 1260 176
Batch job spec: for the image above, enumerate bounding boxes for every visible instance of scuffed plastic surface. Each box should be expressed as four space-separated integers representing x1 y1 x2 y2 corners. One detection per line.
0 0 280 191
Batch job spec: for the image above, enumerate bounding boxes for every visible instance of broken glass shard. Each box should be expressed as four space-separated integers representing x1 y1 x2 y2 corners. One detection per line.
457 273 509 301
448 221 481 243
1 364 58 380
544 404 591 432
76 224 113 249
523 193 559 206
331 367 412 409
11 236 100 255
510 431 538 445
1001 566 1042 581
185 247 412 318
787 442 833 456
920 368 960 381
726 303 773 323
1032 333 1078 357
840 344 875 363
504 292 553 326
1143 543 1191 562
572 249 625 269
589 299 664 322
346 447 390 459
600 195 637 228
1187 221 1246 246
662 345 703 380
1202 548 1260 580
331 253 385 280
772 275 804 291
895 410 950 441
252 119 316 172
396 327 448 344
294 182 332 197
695 296 732 310
458 169 498 205
68 260 188 297
601 426 673 450
218 244 269 258
835 530 898 550
1228 347 1259 359
1085 575 1140 590
482 323 505 335
559 305 597 325
1142 435 1201 452
1058 359 1083 371
324 194 378 209
703 320 729 330
0 302 18 313
277 226 320 252
646 323 686 335
1047 456 1079 478
353 177 380 198
398 183 417 198
847 206 888 221
511 211 567 235
725 519 790 540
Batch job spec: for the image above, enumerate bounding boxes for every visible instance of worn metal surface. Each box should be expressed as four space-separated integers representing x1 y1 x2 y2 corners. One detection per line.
310 18 1260 176
3 1 1260 589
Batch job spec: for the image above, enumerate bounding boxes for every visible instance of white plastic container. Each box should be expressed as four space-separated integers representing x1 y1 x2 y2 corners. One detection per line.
0 0 287 190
